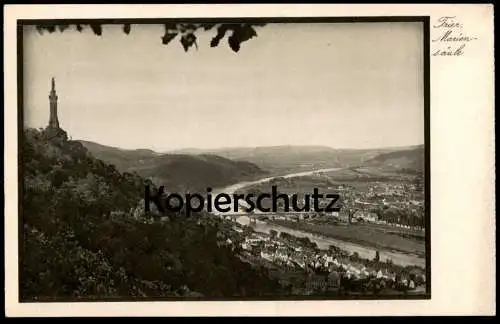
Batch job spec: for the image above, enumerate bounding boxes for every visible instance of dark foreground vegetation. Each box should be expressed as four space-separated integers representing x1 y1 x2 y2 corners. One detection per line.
20 127 286 300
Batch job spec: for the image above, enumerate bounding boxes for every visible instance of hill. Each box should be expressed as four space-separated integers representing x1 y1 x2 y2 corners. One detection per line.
169 145 418 175
78 140 267 192
77 140 159 170
20 128 286 301
361 145 425 174
132 153 266 192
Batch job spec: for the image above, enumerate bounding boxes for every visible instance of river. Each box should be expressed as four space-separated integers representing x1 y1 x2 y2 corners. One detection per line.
212 167 343 214
211 167 425 268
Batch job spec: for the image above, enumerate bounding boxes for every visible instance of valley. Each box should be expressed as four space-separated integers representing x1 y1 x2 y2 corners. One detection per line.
78 139 427 293
169 144 423 175
79 140 268 193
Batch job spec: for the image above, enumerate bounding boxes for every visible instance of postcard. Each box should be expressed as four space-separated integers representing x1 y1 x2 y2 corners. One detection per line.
4 4 495 317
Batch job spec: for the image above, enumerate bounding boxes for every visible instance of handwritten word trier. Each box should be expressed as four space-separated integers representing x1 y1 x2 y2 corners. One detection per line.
432 16 478 57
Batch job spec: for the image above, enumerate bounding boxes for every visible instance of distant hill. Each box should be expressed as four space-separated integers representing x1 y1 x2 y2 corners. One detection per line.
78 140 267 192
78 140 424 189
78 140 160 171
361 145 425 173
169 145 419 175
129 153 266 192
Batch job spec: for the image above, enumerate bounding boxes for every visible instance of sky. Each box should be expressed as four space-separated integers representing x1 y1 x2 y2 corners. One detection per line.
23 22 424 152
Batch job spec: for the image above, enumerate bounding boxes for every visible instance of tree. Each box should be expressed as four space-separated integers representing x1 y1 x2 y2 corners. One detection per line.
328 245 340 255
20 128 289 300
243 226 254 237
374 250 380 263
35 22 267 53
279 232 292 241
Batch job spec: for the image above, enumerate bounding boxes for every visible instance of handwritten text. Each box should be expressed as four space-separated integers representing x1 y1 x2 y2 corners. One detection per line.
432 16 478 57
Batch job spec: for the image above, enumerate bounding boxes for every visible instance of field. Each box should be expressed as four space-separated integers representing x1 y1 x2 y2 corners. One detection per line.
269 219 425 258
238 166 422 194
323 167 422 183
236 174 338 196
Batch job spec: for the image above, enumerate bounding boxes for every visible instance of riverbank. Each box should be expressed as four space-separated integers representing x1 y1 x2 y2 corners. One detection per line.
268 219 426 258
243 219 425 268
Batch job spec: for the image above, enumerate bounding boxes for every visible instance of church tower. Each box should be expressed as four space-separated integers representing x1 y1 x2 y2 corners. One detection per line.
48 77 60 129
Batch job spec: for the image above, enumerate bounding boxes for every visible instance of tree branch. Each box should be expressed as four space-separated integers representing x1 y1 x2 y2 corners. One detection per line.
34 22 267 53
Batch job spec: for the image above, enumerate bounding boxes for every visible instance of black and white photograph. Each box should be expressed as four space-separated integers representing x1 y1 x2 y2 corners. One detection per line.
18 18 431 302
4 3 497 317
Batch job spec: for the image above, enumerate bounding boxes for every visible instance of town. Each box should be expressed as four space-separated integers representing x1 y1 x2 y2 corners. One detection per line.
235 169 425 230
216 218 426 296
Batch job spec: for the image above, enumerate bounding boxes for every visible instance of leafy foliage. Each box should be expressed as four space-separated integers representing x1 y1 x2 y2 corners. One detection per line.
20 127 287 300
228 24 259 52
35 22 267 53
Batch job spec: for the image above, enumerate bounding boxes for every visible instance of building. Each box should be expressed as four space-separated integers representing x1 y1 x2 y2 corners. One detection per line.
48 77 60 129
356 211 379 222
45 77 68 140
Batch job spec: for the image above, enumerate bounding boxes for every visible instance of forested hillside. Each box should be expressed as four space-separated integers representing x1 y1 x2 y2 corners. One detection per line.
132 153 265 192
79 140 267 192
20 128 286 301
